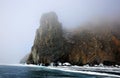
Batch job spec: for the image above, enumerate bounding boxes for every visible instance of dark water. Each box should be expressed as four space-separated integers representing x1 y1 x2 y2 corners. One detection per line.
0 65 119 78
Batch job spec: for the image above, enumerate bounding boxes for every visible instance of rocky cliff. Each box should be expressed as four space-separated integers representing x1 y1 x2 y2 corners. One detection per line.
27 12 63 65
20 53 29 64
27 12 120 66
68 25 120 65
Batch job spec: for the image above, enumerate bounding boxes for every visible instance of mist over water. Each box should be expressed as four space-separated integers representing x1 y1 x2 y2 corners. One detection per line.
0 0 120 64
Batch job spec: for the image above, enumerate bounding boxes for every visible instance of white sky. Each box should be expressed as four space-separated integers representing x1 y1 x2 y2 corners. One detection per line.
0 0 120 64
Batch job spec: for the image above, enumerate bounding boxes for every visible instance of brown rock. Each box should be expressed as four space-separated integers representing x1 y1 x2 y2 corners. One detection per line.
27 12 120 66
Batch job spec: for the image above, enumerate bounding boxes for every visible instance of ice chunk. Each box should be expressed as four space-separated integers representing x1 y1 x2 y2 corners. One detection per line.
63 62 71 66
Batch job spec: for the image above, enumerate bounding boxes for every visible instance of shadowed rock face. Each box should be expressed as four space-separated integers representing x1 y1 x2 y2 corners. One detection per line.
68 26 120 65
27 12 120 66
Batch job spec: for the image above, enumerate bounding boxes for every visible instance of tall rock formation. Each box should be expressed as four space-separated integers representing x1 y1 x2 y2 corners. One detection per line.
27 12 63 65
27 12 120 66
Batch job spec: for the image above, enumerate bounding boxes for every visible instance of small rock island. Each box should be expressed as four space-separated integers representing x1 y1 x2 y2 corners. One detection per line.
26 12 120 66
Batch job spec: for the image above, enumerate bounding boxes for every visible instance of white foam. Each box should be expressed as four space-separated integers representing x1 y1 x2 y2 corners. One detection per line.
1 64 44 67
47 66 120 78
2 64 120 77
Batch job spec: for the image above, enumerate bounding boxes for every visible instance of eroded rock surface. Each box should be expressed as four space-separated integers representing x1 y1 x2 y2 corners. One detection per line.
27 12 63 65
27 12 120 66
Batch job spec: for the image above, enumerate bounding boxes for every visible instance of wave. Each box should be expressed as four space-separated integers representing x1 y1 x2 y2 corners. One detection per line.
2 64 120 77
47 66 120 78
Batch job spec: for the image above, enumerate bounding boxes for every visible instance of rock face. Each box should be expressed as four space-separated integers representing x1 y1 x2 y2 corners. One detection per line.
27 12 120 66
68 25 120 65
20 53 29 64
27 12 63 65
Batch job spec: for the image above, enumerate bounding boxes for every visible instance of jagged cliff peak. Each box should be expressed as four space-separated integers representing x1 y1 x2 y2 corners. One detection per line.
27 12 63 65
40 12 58 23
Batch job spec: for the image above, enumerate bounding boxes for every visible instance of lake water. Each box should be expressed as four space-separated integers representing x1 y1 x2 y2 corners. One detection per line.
0 65 119 78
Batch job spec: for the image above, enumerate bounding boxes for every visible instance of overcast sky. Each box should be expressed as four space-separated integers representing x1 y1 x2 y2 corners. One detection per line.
0 0 120 64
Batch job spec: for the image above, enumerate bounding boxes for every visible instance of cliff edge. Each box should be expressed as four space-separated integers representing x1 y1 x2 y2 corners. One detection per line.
26 12 120 66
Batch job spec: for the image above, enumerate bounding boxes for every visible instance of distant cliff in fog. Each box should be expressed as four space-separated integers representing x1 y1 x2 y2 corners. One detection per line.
25 12 120 66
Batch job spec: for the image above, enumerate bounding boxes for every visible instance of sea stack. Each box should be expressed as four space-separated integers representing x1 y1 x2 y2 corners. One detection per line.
27 12 63 65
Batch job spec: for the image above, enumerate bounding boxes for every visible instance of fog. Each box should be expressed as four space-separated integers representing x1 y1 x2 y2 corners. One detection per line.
0 0 120 64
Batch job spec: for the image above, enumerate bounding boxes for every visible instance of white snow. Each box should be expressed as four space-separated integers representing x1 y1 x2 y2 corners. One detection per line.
58 62 62 66
83 64 89 67
47 66 120 78
99 63 104 67
63 62 71 66
50 62 54 66
2 64 44 67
